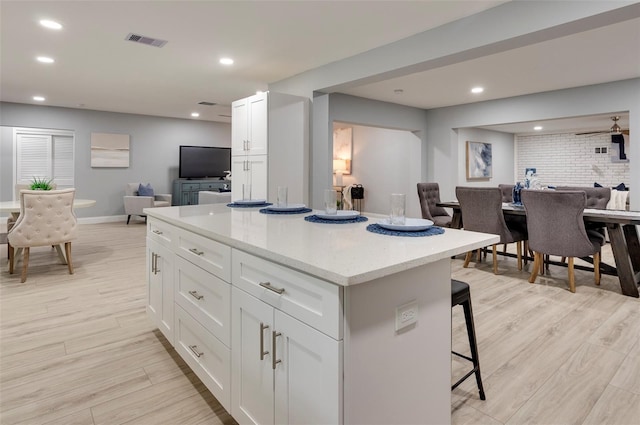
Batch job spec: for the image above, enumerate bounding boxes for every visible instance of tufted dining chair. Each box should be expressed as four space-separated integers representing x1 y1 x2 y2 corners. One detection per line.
8 188 77 283
498 184 514 203
521 189 604 293
417 183 452 227
456 187 528 274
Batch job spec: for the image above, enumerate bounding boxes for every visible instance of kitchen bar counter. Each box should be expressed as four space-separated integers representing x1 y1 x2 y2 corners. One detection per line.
144 204 499 424
145 203 499 286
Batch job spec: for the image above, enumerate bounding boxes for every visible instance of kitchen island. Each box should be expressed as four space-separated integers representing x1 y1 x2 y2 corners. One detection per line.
144 203 499 425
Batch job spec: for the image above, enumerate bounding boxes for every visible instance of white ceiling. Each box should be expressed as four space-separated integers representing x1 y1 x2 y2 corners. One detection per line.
1 1 639 134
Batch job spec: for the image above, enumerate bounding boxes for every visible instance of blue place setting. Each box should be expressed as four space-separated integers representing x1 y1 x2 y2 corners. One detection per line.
259 204 312 215
305 211 368 224
366 218 445 237
227 199 271 208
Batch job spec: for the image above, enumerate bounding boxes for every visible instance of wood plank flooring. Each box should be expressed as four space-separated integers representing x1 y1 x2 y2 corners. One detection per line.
1 222 638 424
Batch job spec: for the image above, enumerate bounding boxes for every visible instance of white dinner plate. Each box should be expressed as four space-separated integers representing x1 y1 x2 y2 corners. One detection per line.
315 210 360 220
266 203 307 212
234 199 267 205
377 218 434 231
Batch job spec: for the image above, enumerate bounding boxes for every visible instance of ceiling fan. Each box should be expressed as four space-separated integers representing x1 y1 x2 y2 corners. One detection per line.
575 116 630 136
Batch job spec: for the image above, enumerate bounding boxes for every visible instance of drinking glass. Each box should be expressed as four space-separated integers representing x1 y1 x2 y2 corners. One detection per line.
277 186 288 207
390 193 406 225
242 184 252 200
324 189 338 215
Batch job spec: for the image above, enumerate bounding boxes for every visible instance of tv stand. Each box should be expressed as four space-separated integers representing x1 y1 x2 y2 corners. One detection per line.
172 178 231 206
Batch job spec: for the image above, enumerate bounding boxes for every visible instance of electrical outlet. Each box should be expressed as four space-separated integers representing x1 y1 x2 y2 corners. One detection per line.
395 300 418 332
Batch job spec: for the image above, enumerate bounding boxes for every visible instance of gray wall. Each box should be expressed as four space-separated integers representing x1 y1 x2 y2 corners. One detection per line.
0 102 231 219
456 128 515 187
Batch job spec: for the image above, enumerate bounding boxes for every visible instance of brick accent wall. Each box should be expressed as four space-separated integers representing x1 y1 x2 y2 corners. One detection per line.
515 133 630 187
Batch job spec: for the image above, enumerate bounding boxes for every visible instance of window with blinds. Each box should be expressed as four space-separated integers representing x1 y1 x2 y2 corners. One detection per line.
14 128 75 194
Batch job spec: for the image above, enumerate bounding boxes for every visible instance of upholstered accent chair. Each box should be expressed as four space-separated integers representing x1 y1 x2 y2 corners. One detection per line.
456 187 528 274
7 183 57 258
498 184 514 203
8 189 77 283
123 183 172 224
554 186 611 209
417 183 452 227
521 189 604 293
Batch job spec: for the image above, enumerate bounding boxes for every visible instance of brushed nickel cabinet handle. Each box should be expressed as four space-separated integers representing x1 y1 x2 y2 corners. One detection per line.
151 252 156 274
188 345 203 358
259 281 285 295
152 229 163 235
272 331 282 370
188 290 204 300
154 253 160 274
260 322 269 360
188 248 204 256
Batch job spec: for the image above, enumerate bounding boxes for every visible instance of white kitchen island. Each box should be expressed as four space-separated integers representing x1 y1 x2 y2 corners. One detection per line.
144 204 499 425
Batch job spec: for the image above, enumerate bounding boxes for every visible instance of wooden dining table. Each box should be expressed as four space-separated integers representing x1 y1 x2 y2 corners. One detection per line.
438 201 640 298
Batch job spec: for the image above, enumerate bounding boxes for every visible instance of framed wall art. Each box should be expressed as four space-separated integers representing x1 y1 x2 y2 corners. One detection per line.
91 132 130 167
466 141 492 180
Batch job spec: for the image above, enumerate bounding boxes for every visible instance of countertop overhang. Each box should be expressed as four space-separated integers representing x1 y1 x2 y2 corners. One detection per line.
145 204 499 286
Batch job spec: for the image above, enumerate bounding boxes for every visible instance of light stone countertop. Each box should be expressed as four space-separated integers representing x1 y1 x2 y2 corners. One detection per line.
145 204 499 286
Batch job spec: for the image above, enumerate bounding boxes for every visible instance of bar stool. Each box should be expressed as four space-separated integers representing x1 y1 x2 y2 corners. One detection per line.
451 279 486 400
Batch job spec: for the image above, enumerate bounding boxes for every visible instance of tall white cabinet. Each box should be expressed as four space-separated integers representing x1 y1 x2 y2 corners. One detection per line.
231 91 309 204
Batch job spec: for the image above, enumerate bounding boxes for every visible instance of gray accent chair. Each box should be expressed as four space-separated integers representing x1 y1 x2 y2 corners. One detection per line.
417 183 452 227
521 189 604 293
123 183 172 224
456 187 528 274
498 184 514 203
554 186 610 209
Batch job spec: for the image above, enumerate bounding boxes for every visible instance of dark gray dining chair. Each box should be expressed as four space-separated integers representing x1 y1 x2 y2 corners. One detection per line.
498 184 514 203
417 183 452 227
456 187 528 274
521 189 604 293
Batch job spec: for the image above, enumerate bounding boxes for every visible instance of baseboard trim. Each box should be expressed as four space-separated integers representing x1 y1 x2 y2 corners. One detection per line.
78 215 128 224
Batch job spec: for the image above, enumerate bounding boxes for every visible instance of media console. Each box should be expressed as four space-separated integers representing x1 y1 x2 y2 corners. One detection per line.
172 178 231 206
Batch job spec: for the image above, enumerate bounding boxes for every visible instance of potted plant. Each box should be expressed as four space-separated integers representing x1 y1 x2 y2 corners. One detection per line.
30 177 54 190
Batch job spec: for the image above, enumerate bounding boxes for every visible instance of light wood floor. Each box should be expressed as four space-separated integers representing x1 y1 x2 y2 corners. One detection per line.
1 222 638 424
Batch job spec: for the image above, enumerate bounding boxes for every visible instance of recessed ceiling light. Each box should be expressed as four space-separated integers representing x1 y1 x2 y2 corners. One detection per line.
191 112 200 118
534 126 543 131
36 56 55 63
471 87 484 94
219 57 234 65
33 96 45 102
39 19 62 30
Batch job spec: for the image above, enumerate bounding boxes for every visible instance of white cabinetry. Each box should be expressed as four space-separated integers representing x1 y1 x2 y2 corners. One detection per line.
231 250 342 425
146 220 175 345
231 287 341 425
231 155 268 201
231 92 309 204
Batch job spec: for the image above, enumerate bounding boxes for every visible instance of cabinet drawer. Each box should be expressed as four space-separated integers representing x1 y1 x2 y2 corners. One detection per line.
176 228 231 282
232 250 342 340
175 256 231 346
147 218 174 248
182 182 201 191
200 182 221 191
175 305 231 412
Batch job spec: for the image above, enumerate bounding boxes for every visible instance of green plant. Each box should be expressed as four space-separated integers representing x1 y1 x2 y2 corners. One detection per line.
30 177 54 190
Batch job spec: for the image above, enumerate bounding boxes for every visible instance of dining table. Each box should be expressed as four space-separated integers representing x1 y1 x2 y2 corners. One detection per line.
438 201 640 298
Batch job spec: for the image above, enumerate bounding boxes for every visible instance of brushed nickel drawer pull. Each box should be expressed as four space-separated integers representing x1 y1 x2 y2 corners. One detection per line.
272 331 282 370
260 322 269 360
188 345 203 358
259 281 285 295
152 229 163 235
151 252 157 274
154 253 160 274
188 290 204 300
189 248 204 256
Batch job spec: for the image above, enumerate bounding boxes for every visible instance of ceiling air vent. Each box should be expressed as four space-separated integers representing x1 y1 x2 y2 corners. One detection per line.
198 101 217 106
125 33 168 48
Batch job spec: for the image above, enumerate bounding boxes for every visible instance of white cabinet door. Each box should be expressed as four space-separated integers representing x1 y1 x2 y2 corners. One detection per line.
247 93 268 156
231 155 268 202
274 310 342 425
232 287 275 425
232 92 268 156
146 238 174 345
232 99 249 154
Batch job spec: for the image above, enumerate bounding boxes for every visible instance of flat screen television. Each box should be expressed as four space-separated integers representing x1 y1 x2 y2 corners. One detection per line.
179 145 231 179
